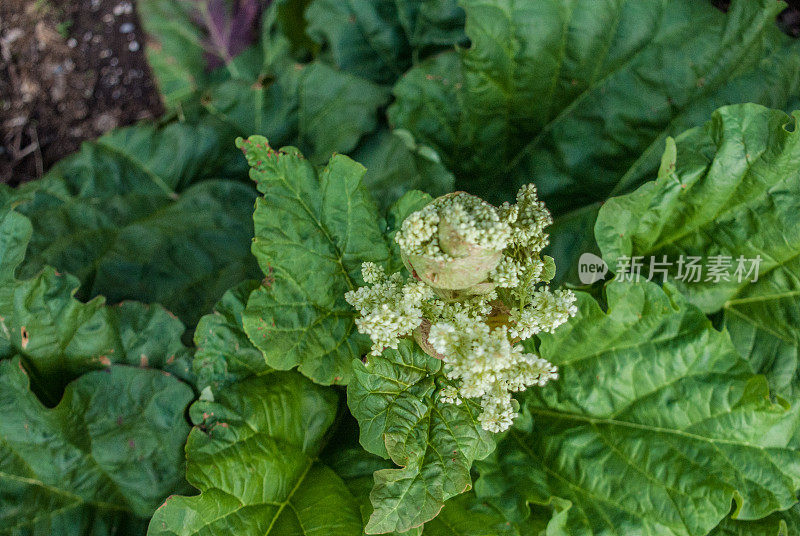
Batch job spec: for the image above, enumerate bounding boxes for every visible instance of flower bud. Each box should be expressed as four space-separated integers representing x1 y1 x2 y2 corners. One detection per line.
396 192 511 291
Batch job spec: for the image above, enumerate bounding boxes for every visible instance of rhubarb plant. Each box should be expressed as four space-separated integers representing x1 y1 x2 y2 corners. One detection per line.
3 1 800 536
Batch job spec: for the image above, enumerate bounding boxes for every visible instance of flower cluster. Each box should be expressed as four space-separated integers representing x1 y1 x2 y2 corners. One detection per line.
345 262 432 355
428 316 559 432
395 192 511 260
346 185 577 432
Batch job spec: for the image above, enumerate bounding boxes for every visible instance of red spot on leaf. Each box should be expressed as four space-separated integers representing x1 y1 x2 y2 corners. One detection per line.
20 327 29 349
262 265 275 288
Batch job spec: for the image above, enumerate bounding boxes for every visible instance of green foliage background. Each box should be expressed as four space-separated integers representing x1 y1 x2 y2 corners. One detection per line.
1 0 800 535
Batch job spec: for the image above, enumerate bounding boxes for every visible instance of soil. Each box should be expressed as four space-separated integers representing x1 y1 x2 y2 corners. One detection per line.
0 0 163 185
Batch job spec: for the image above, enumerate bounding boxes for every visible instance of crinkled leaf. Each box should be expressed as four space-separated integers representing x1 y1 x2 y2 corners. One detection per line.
348 340 495 533
199 61 387 164
239 138 389 385
0 211 193 402
476 279 800 536
327 445 519 536
354 129 453 212
421 491 520 536
0 357 193 534
305 0 409 85
3 122 260 327
198 70 301 146
388 0 800 284
297 62 388 162
193 280 267 391
596 104 800 397
390 0 800 207
348 340 441 460
304 0 465 85
147 372 363 535
323 443 422 536
393 0 466 50
709 505 800 536
33 120 246 192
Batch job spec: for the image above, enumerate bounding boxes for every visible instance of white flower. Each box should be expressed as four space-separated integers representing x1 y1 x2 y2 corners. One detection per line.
429 317 558 432
395 206 444 259
345 263 432 355
438 385 462 405
490 257 523 288
509 287 578 340
347 185 575 433
478 389 515 433
394 192 512 259
507 183 553 252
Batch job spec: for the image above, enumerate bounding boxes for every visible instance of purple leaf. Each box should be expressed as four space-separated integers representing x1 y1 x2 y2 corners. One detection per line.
194 0 264 70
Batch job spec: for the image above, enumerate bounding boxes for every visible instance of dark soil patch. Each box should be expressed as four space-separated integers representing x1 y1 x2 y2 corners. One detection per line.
0 0 163 185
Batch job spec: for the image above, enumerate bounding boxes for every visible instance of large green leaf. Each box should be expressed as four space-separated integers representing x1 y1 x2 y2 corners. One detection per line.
388 0 800 284
297 63 388 162
304 0 465 86
323 442 424 536
304 0 410 85
138 0 209 107
393 0 467 50
354 129 453 213
327 444 520 536
390 0 800 207
0 210 193 402
193 280 267 392
239 137 389 385
197 71 301 149
147 372 364 535
475 279 800 536
3 121 260 327
348 340 494 534
0 357 193 535
596 104 800 397
421 492 521 536
198 60 387 164
709 505 800 536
